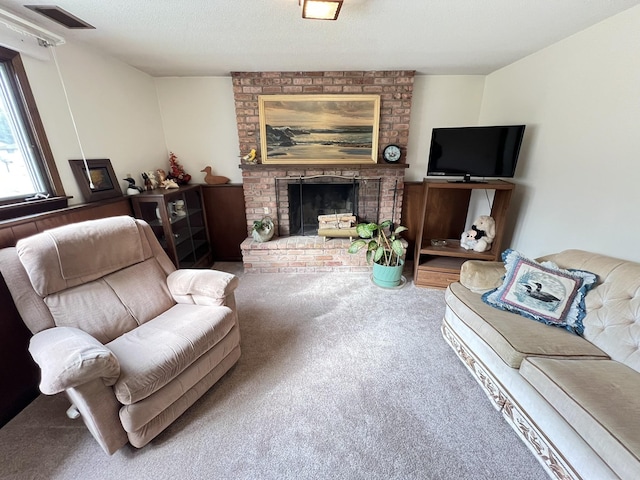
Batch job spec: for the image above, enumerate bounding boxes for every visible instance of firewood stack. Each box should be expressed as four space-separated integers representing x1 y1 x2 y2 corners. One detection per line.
317 213 358 240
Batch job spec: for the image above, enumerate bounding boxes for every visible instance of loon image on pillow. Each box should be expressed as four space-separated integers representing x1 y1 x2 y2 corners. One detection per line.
482 249 598 335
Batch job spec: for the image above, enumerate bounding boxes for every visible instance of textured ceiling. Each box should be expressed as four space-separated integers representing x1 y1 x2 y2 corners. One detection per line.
0 0 638 77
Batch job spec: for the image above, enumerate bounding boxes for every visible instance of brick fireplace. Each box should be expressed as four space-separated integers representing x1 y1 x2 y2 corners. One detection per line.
240 164 407 272
232 70 415 272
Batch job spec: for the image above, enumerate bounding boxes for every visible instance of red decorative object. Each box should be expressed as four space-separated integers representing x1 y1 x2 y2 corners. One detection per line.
167 152 191 185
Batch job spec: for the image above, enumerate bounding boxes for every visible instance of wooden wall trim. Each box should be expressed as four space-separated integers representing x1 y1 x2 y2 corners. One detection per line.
0 197 132 248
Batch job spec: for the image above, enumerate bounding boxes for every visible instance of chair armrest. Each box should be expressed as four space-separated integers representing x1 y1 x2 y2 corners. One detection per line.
459 260 505 293
29 327 120 395
167 269 239 306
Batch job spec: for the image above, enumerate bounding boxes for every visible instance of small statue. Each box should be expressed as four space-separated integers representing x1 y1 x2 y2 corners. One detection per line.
201 166 230 185
163 178 179 189
123 175 144 195
155 168 177 189
141 171 158 190
240 148 257 164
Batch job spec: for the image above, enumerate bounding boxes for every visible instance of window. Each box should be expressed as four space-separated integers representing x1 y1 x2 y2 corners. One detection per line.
0 45 65 217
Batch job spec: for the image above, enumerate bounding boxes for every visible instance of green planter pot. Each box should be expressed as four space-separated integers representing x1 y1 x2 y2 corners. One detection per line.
372 260 404 288
251 217 275 242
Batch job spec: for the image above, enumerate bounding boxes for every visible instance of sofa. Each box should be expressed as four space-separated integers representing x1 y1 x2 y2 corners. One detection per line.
442 249 640 480
0 216 241 454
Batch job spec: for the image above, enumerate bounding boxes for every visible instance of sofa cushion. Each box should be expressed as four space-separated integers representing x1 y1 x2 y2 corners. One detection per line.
520 357 640 479
541 250 640 373
483 249 597 335
103 258 175 325
16 216 152 297
45 279 139 344
107 304 235 404
46 216 143 281
446 282 609 368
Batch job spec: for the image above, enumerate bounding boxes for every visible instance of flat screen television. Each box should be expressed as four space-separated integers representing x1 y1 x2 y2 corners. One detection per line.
427 125 526 182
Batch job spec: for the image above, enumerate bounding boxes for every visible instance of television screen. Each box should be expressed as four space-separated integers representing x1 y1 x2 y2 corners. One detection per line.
427 125 525 181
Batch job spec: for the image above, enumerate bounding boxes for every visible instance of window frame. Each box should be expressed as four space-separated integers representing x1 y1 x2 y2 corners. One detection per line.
0 45 66 218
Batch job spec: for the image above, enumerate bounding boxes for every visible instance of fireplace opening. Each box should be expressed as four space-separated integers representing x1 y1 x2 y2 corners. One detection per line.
288 182 358 235
275 174 383 237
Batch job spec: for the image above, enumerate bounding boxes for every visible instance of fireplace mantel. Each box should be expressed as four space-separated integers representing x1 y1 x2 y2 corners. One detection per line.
239 163 409 171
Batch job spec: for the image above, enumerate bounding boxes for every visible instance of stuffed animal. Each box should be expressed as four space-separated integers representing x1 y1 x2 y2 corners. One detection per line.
460 229 478 250
471 215 496 252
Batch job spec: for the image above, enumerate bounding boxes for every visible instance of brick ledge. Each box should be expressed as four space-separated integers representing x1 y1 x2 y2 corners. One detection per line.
241 235 370 273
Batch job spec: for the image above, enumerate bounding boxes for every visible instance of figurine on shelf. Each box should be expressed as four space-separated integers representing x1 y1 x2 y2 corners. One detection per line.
163 178 179 189
200 166 230 185
240 148 257 164
141 171 158 190
123 175 144 195
167 152 191 185
156 168 167 186
155 168 177 189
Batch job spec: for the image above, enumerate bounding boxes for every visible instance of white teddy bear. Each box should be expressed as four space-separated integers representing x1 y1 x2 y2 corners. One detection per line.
471 215 496 252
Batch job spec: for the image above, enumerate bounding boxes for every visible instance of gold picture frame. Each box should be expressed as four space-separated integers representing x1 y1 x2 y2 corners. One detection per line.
258 94 381 164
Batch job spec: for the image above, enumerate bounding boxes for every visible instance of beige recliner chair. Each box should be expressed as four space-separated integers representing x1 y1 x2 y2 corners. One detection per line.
0 216 241 454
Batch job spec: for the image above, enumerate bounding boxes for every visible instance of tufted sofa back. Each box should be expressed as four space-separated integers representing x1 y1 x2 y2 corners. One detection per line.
9 216 177 343
541 250 640 373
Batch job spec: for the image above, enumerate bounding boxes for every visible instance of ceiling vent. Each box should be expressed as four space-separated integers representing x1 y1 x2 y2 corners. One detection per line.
24 5 94 29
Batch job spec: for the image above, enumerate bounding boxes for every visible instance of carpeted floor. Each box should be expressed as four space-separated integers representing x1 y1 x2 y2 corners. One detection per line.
0 263 546 479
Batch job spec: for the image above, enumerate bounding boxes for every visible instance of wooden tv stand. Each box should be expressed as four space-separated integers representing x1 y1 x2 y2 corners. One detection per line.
413 179 515 289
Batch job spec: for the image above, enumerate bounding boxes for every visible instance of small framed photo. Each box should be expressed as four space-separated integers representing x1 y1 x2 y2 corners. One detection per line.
69 158 122 202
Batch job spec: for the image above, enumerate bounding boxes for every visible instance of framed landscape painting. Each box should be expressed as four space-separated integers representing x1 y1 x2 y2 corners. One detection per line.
258 94 381 164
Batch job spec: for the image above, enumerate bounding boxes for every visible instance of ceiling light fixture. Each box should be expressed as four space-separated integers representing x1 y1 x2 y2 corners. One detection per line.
300 0 343 21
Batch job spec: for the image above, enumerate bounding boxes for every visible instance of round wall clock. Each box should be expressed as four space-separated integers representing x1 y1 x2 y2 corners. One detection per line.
383 144 402 163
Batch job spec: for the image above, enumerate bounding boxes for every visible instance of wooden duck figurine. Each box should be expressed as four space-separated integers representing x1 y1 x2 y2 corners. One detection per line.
200 166 230 185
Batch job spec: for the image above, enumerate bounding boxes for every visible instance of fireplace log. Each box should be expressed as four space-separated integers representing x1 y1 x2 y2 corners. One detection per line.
317 214 356 223
318 227 358 241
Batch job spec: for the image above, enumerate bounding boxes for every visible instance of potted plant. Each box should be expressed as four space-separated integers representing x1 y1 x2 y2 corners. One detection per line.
348 220 408 288
251 216 275 242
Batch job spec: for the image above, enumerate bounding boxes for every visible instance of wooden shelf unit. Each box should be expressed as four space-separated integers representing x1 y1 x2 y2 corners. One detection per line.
413 179 515 289
130 184 212 268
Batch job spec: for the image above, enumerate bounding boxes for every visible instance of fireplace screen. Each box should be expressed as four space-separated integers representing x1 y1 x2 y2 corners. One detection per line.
276 175 382 236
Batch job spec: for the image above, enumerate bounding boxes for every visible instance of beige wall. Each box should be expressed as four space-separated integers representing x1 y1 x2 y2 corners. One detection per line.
154 74 485 185
480 5 640 262
406 75 485 182
22 42 167 204
155 77 242 184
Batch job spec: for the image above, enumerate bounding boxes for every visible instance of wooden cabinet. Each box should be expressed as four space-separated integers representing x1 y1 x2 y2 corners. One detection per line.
413 179 515 289
400 181 424 260
201 184 247 262
130 185 212 268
